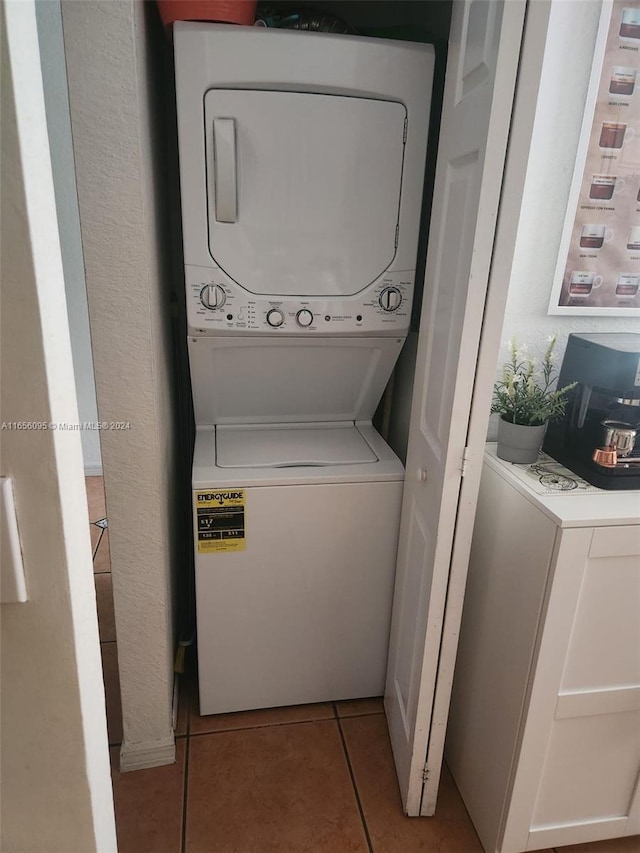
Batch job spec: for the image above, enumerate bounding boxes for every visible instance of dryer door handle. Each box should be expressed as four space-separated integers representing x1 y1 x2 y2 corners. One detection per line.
213 118 237 223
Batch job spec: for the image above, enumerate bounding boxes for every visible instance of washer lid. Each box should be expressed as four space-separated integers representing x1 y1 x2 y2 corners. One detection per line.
204 90 406 297
216 423 378 468
188 336 405 426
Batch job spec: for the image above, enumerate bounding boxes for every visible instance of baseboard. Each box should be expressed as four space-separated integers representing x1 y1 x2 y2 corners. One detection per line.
84 465 103 477
119 736 175 772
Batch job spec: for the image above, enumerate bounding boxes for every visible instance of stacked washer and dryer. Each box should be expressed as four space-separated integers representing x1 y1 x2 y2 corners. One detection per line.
174 22 433 715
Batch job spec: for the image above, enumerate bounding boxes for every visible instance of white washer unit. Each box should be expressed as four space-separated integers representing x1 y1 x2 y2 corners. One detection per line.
174 23 434 714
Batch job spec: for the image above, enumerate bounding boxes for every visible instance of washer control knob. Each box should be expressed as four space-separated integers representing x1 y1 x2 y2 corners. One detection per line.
379 287 402 312
200 284 226 310
266 309 285 328
296 309 314 327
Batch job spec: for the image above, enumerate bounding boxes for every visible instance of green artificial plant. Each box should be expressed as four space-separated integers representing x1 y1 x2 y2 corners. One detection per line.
492 336 576 427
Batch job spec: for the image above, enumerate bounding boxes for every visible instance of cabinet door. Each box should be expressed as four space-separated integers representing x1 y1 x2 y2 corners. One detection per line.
502 525 640 852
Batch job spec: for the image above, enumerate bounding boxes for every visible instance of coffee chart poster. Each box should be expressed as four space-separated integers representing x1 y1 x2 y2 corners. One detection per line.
549 0 640 315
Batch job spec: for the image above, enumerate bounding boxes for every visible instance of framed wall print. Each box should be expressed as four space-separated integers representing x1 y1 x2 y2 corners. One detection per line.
549 0 640 316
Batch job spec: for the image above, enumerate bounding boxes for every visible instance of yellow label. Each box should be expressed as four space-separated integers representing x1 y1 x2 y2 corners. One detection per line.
195 489 246 553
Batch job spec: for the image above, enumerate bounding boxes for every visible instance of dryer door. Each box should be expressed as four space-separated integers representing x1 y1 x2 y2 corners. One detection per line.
204 90 406 298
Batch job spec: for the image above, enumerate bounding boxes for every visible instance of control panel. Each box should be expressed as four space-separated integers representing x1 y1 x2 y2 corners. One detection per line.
186 265 414 335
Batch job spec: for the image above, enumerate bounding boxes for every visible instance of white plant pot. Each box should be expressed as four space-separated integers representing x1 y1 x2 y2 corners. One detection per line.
496 418 547 464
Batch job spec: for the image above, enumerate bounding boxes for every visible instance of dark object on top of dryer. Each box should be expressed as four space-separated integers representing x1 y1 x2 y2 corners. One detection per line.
255 5 358 34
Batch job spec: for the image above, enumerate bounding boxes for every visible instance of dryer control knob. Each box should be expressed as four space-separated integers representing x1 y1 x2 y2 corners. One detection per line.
296 309 314 327
200 284 226 310
379 287 402 312
266 309 285 328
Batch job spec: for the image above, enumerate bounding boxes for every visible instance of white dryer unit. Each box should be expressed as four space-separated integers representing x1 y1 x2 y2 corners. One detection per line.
174 24 434 715
174 22 434 337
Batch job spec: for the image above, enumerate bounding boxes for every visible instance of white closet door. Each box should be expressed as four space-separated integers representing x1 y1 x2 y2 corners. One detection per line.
384 0 526 816
204 90 406 297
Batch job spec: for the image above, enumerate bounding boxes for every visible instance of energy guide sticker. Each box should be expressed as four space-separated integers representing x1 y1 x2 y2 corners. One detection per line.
196 489 246 553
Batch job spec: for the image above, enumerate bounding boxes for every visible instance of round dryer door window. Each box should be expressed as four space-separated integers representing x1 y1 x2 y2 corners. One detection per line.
204 90 407 297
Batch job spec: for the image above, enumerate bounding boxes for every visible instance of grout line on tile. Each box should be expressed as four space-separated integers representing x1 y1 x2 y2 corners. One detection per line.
188 716 336 737
336 711 385 720
92 527 105 561
336 717 374 853
181 735 190 853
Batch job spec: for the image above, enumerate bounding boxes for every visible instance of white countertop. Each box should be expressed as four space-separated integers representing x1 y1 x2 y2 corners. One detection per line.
485 444 640 528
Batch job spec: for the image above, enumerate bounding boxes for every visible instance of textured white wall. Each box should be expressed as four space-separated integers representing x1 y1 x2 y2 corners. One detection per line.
0 2 116 848
34 0 102 474
491 0 639 436
62 0 177 767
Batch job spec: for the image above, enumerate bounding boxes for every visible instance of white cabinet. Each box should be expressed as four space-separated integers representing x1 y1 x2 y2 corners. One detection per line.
446 447 640 853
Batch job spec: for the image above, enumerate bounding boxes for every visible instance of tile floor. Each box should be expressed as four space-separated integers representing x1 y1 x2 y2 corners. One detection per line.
87 477 640 853
110 675 640 853
87 475 122 746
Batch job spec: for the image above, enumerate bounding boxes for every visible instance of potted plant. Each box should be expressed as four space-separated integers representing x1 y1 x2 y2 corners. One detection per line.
491 336 575 464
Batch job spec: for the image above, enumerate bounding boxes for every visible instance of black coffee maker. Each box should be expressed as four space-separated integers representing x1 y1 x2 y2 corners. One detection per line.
543 332 640 490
